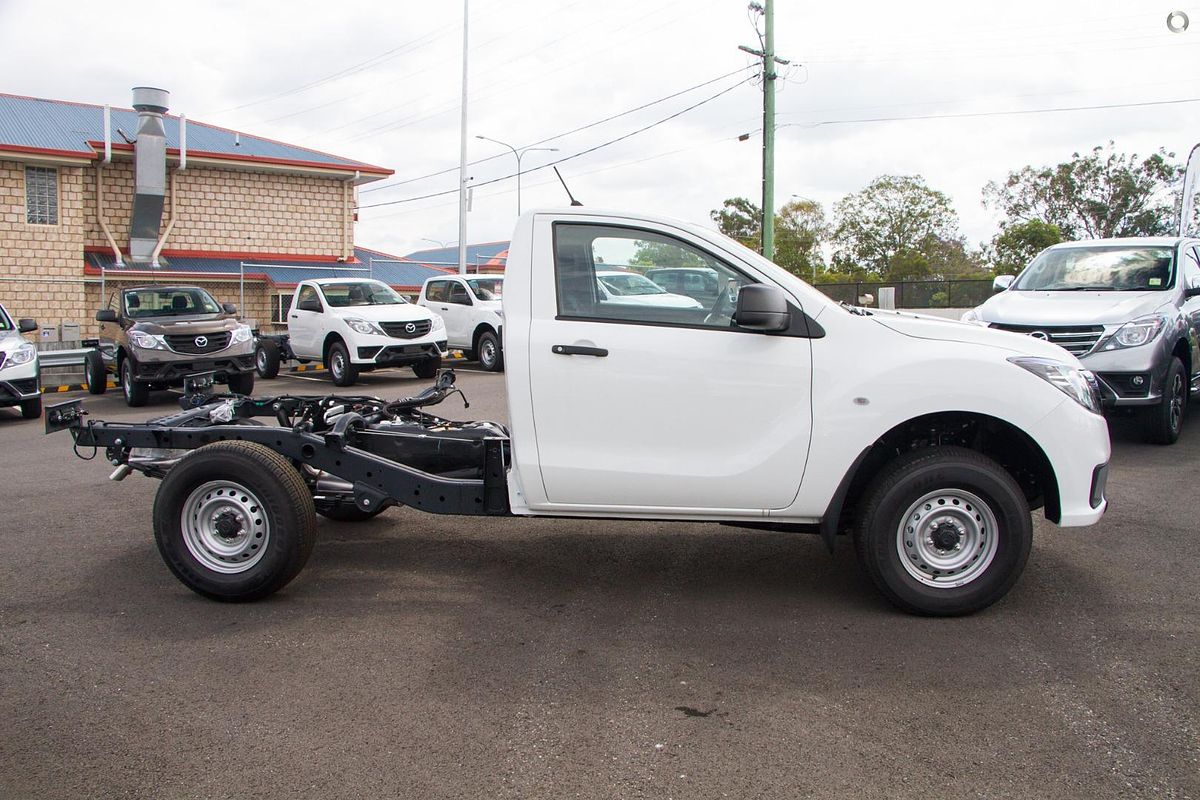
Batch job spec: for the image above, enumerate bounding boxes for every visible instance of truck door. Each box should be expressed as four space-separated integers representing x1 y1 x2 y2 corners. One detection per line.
288 284 323 357
443 281 474 347
524 219 814 512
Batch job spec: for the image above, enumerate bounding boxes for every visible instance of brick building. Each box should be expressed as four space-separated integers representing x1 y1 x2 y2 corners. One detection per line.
0 88 449 339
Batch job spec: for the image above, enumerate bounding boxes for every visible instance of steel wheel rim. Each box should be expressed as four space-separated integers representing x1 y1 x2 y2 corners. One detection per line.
180 480 271 574
1170 372 1184 433
896 488 999 588
480 338 496 367
121 361 132 401
256 348 267 371
331 350 344 380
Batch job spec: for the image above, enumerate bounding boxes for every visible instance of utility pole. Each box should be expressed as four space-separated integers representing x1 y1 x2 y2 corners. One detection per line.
740 0 789 262
456 0 470 275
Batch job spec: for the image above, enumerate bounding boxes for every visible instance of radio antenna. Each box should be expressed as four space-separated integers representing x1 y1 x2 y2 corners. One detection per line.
553 166 583 207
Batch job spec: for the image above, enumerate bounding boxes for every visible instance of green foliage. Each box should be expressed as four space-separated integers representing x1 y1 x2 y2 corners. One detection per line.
709 196 829 278
983 142 1181 240
990 219 1063 275
630 240 706 268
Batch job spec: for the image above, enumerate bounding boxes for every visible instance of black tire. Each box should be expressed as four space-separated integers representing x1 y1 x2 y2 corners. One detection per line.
476 330 503 372
327 340 358 387
226 370 255 395
20 396 41 420
315 502 390 522
255 341 281 379
120 357 149 407
412 355 441 379
1144 356 1186 445
84 349 107 395
152 441 317 602
853 446 1033 617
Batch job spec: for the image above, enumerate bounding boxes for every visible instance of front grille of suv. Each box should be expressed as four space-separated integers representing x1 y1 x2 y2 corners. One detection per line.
987 323 1104 357
380 320 432 339
164 331 232 355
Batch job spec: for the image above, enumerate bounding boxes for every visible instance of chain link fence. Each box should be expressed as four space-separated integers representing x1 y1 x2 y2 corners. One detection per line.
812 279 993 308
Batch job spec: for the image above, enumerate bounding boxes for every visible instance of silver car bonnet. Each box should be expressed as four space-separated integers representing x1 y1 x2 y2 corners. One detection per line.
976 289 1170 326
869 309 1080 363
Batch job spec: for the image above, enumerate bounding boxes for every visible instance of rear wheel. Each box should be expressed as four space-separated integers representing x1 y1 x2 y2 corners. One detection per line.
853 446 1032 616
152 441 317 601
227 370 255 395
120 357 149 407
255 341 281 379
328 341 358 387
1144 356 1186 445
84 350 107 395
20 396 41 419
477 330 503 372
412 355 441 379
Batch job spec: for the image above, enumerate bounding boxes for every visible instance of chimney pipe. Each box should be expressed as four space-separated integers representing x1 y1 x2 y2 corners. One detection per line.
128 87 169 266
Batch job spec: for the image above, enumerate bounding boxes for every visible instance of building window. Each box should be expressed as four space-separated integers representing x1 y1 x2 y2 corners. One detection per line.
25 166 58 225
271 292 293 324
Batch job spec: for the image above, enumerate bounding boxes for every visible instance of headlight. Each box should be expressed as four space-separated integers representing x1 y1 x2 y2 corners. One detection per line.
1100 314 1166 351
343 317 384 336
494 309 504 319
960 308 985 326
230 325 253 345
128 330 166 350
3 343 36 367
1009 356 1100 413
429 314 445 331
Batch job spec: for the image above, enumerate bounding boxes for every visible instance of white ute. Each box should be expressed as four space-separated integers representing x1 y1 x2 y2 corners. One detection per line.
53 209 1111 616
0 302 40 419
418 274 506 372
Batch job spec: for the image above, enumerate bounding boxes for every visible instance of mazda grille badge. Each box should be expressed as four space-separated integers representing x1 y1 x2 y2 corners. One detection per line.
405 323 416 334
1030 331 1049 341
194 336 208 348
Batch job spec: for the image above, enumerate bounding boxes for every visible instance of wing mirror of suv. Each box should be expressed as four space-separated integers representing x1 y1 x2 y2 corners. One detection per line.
993 275 1016 293
222 302 238 315
95 309 118 323
296 297 323 312
733 285 790 332
17 318 37 333
1185 284 1200 298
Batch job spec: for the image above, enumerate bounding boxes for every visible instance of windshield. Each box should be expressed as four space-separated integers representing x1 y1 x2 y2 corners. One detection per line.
598 273 667 296
0 305 11 331
320 281 407 307
466 277 503 300
1013 246 1176 292
125 288 222 317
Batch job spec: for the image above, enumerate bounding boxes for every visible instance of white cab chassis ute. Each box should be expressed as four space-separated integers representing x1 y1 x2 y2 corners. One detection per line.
48 209 1111 616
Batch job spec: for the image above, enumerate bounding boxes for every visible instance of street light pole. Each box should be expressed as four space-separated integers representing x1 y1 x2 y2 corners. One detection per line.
476 135 558 215
456 0 470 275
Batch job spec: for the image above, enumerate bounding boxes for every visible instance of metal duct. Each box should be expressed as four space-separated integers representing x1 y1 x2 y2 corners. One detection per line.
128 87 169 266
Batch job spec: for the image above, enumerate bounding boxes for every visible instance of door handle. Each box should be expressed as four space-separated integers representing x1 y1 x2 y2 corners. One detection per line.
552 344 608 357
290 314 299 319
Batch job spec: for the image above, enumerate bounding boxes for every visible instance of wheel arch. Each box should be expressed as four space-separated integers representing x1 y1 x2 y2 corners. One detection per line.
1170 335 1191 378
472 323 498 353
322 332 346 363
824 410 1061 542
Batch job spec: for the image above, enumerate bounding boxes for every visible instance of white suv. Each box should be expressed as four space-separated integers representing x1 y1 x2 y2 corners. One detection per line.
0 302 40 419
418 275 506 372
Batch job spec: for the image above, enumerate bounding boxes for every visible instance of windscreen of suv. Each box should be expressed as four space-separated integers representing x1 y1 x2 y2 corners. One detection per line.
0 306 12 330
466 278 503 300
321 282 407 307
125 288 222 317
597 273 668 296
1013 246 1176 291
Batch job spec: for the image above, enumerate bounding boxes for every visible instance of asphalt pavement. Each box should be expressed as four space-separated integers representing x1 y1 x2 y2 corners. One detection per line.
1 366 1197 799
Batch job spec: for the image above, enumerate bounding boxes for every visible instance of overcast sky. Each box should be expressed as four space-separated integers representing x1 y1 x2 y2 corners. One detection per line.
1 0 1195 260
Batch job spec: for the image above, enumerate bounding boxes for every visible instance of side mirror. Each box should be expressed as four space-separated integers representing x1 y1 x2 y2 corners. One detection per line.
297 297 322 313
222 302 238 315
733 284 790 332
17 318 37 333
993 275 1016 293
96 309 118 323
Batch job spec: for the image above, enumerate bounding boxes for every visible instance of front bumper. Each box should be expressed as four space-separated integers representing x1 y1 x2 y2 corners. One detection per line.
353 339 448 366
1080 339 1173 408
131 354 256 384
1025 398 1111 527
0 357 39 406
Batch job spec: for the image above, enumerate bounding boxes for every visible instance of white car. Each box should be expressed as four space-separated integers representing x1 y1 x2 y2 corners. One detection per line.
418 275 505 372
0 302 40 419
595 269 703 308
284 279 447 387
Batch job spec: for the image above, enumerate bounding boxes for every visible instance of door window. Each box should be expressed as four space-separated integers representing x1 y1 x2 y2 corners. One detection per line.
1184 247 1200 289
553 224 752 328
296 285 321 310
426 281 448 302
447 282 472 305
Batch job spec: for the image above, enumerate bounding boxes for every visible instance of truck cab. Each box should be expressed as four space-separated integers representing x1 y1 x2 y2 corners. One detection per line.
417 275 505 371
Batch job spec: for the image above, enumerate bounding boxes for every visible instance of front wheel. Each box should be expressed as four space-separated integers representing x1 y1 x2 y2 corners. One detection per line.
853 446 1032 616
1144 356 1186 445
84 350 107 395
476 330 503 372
120 357 149 407
20 396 42 420
328 341 358 387
412 355 441 379
152 441 317 601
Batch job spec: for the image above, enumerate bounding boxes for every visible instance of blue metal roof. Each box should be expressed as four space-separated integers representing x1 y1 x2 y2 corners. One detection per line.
403 242 510 270
0 93 390 174
85 247 449 289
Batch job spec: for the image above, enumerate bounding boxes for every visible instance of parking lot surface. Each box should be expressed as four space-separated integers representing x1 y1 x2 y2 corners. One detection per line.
1 366 1197 799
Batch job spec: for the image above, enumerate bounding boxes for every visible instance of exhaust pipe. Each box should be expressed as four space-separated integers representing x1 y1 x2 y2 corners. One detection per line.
128 87 169 266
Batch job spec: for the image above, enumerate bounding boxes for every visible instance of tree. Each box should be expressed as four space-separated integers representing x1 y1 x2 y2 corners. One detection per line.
989 219 1063 275
630 240 707 268
983 142 1181 240
709 197 828 278
832 175 962 280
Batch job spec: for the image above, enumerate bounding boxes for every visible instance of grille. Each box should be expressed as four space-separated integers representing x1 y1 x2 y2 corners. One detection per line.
988 323 1104 357
380 320 432 339
164 331 231 355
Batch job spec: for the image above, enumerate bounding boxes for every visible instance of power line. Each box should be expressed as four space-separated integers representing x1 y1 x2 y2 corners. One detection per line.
359 65 755 195
358 77 751 210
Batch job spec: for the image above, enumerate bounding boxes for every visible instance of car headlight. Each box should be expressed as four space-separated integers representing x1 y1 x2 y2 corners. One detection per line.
3 343 36 367
1009 356 1100 413
128 330 166 350
344 317 384 336
429 314 445 331
230 325 253 345
960 308 986 326
494 309 504 319
1099 314 1166 351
